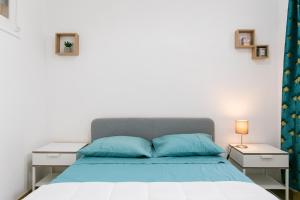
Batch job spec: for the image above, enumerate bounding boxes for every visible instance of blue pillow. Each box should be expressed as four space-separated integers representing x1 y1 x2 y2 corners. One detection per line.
152 133 224 157
79 136 152 158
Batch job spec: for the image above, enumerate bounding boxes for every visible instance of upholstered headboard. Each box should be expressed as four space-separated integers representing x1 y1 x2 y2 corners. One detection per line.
91 118 215 141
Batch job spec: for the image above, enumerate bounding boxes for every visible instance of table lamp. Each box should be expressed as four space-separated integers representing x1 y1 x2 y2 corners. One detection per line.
235 120 248 148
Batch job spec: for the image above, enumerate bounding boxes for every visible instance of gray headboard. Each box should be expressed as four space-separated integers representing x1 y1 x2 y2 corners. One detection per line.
91 118 214 141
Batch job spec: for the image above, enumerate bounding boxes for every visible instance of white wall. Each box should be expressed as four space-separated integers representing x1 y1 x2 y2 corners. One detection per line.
44 0 288 148
0 0 48 199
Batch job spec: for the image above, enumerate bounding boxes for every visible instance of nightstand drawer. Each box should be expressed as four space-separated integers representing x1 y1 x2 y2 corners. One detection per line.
243 154 288 168
32 153 77 166
230 148 289 168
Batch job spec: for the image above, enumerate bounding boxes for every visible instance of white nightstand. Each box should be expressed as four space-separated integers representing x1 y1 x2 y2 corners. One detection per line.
32 142 87 191
229 144 289 200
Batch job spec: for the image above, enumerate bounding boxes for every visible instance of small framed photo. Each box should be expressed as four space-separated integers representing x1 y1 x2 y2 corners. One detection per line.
55 33 80 56
239 33 252 46
252 45 269 59
257 47 267 57
235 29 255 48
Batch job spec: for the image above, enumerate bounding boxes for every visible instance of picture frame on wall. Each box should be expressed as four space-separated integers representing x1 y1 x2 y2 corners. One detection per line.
252 45 269 59
235 29 255 48
257 47 267 57
0 0 20 38
239 33 251 46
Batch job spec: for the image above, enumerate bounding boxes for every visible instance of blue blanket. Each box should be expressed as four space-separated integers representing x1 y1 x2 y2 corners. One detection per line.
52 156 251 183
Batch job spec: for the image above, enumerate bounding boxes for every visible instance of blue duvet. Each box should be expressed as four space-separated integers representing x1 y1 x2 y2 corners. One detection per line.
52 156 251 183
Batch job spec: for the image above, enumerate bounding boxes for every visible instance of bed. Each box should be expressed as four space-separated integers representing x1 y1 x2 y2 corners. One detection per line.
24 118 278 200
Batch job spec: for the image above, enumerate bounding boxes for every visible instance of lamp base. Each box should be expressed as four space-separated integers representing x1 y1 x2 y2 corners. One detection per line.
235 144 248 149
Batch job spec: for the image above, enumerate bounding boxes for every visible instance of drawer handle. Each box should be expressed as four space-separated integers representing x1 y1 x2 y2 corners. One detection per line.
47 154 61 158
260 155 273 159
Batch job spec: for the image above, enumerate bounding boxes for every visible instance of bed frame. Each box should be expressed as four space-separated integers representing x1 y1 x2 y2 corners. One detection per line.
91 118 214 141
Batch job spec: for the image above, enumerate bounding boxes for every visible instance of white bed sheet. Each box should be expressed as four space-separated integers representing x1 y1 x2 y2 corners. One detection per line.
24 181 278 200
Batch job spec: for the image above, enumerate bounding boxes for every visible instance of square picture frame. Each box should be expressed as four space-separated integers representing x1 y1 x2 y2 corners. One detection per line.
235 29 255 48
55 33 80 56
252 45 269 59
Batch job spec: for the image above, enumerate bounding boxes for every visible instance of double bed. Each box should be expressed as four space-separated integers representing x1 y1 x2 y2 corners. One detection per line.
25 118 278 200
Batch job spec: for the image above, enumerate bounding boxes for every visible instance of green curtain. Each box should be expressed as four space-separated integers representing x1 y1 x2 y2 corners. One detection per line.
281 0 300 191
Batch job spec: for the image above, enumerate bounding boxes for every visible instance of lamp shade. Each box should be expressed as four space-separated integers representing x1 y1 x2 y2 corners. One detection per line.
235 120 248 135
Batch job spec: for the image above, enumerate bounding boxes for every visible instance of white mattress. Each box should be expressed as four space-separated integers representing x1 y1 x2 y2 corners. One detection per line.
24 181 278 200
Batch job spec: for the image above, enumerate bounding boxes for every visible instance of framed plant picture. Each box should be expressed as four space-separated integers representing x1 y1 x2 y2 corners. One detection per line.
0 0 20 37
55 33 80 56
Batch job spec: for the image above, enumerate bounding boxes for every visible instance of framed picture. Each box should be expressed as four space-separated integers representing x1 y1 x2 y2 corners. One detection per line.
55 33 80 56
239 33 252 46
235 29 255 48
0 0 20 38
252 45 269 59
257 47 267 57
